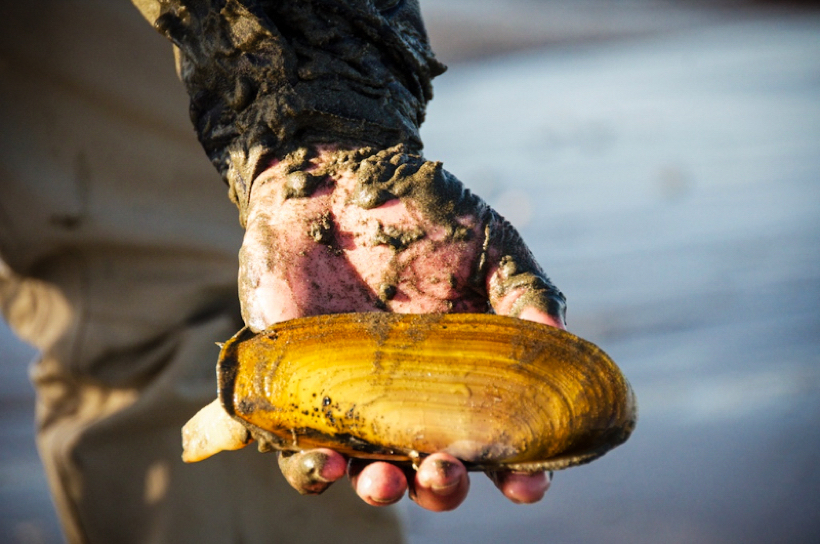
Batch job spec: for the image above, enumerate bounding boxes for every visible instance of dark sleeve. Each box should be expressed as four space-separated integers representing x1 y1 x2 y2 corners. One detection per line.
132 0 446 221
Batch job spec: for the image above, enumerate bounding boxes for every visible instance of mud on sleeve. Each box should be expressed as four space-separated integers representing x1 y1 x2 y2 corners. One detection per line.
137 0 445 223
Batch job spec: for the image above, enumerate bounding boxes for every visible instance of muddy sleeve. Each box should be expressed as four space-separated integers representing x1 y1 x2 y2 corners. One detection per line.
130 0 445 219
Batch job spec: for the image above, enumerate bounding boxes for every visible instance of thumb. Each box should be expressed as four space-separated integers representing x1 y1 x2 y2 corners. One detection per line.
483 213 566 328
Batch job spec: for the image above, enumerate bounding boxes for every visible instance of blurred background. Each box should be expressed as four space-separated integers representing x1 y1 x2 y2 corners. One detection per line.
2 1 819 542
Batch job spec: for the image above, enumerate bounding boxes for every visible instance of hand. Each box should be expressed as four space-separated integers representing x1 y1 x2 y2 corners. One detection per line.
228 144 565 511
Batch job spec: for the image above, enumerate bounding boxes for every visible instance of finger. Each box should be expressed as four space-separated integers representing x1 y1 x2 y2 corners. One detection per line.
518 306 566 330
483 215 566 326
181 398 252 463
348 459 408 506
409 453 470 512
488 470 552 505
277 448 347 495
483 299 557 504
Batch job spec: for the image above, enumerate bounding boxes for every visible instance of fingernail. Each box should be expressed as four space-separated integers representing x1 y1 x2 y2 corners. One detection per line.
354 464 407 506
420 459 462 496
431 480 460 496
299 451 333 483
434 459 458 477
369 495 402 506
278 451 335 495
433 459 461 495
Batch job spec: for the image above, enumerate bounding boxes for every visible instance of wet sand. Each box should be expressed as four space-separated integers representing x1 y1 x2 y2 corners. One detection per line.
2 2 819 543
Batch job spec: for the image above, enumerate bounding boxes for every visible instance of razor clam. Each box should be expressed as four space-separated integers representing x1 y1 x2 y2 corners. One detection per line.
210 312 636 472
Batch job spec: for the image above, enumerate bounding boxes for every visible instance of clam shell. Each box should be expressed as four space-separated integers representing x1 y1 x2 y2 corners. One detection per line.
218 313 637 472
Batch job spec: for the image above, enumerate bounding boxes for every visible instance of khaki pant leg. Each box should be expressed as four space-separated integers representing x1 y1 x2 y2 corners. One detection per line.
16 255 401 543
0 1 404 542
3 249 404 544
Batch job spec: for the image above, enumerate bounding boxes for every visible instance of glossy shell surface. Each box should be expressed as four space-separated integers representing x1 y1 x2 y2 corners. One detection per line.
218 313 637 471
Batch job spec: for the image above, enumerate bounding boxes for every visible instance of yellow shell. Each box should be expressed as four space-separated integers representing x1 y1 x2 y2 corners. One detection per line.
218 313 637 472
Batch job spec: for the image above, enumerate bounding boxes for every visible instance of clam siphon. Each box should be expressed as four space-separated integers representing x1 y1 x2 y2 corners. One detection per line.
205 312 637 472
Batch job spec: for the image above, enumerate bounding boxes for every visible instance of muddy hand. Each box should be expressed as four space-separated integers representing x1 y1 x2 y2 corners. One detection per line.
231 144 566 510
155 0 564 512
